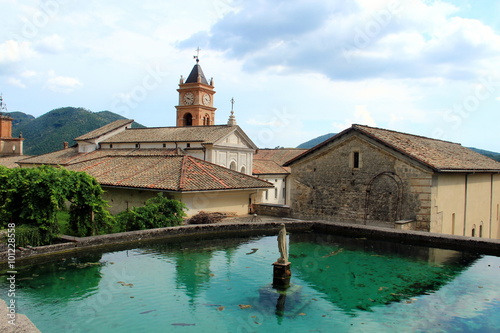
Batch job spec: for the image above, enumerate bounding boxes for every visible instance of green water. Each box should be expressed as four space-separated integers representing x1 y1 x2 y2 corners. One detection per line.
2 232 500 332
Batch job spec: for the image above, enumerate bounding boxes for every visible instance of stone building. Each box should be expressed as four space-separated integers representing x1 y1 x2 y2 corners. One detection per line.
284 124 500 239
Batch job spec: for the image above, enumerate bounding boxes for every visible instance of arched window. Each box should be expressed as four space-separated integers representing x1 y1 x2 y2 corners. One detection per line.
240 166 246 174
203 114 210 125
184 113 193 126
229 161 237 170
472 224 476 237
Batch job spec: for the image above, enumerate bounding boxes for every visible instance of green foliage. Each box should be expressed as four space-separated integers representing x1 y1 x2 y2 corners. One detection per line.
0 165 111 244
11 224 54 247
8 107 145 156
115 194 186 231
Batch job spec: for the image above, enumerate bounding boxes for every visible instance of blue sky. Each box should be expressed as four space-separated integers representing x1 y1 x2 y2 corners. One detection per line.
1 0 499 150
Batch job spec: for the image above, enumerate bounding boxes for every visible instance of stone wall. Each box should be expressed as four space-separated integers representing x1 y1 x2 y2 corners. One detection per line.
289 133 432 230
254 203 291 217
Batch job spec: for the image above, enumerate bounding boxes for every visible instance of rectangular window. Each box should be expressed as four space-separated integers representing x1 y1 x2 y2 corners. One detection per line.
275 188 278 199
451 213 455 235
265 190 268 200
353 151 360 169
187 143 191 148
163 143 166 148
282 188 286 199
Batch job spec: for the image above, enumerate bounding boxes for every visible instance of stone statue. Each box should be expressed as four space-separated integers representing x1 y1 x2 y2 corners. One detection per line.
277 223 288 264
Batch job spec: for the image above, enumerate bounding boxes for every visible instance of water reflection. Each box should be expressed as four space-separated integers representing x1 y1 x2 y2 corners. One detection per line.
289 232 480 314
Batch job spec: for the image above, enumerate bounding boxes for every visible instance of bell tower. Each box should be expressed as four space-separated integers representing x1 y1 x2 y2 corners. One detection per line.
176 55 216 127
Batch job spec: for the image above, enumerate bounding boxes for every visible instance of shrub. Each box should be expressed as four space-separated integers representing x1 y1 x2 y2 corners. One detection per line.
187 211 229 224
115 194 186 231
11 224 55 247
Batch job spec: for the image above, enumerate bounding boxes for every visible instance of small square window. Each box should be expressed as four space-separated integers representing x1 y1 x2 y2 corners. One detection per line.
163 143 166 148
187 143 191 148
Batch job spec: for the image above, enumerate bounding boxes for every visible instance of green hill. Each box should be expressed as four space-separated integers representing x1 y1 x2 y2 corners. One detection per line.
296 133 336 149
8 107 144 156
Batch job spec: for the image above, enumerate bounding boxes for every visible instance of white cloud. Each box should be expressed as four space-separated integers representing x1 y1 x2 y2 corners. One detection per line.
46 72 82 93
35 34 65 54
7 77 26 88
0 40 36 64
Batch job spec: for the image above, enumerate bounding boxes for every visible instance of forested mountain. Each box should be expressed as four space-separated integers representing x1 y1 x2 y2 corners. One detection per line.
7 107 144 156
297 133 500 162
296 133 336 149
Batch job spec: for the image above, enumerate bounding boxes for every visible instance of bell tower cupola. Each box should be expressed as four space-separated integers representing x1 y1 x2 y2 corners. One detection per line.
176 52 216 127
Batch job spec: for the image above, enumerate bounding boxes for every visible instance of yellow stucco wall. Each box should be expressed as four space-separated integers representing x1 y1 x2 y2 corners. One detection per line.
103 187 256 217
431 173 500 239
181 190 254 217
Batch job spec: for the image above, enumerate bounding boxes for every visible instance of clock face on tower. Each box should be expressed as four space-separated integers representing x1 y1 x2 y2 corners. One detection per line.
203 93 211 106
183 92 194 105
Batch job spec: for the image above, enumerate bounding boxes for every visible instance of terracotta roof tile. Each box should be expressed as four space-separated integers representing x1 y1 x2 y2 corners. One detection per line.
65 155 273 192
285 125 500 172
0 155 32 168
74 119 133 141
253 148 307 175
353 125 500 171
100 125 238 144
19 148 179 166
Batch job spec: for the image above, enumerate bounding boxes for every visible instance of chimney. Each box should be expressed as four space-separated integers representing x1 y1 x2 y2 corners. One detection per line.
63 142 69 149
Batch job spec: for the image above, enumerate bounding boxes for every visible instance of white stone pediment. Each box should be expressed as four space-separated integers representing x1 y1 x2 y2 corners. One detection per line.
213 128 257 151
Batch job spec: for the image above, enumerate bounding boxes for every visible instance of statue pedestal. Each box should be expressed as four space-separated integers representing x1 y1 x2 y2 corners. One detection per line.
272 261 291 289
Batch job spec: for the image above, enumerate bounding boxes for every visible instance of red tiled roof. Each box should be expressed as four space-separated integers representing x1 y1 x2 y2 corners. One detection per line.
18 148 179 166
74 119 133 141
0 155 32 168
65 155 273 192
100 125 240 144
252 159 289 175
285 124 500 172
253 148 307 175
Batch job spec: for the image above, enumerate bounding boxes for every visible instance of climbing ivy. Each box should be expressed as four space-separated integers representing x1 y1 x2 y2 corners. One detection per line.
0 165 112 243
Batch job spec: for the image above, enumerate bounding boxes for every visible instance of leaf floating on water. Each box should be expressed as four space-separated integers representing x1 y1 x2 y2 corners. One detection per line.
217 306 225 311
209 273 215 277
238 304 252 309
298 313 306 316
117 281 134 287
246 248 258 255
172 323 196 326
378 287 388 291
59 277 65 280
322 249 344 258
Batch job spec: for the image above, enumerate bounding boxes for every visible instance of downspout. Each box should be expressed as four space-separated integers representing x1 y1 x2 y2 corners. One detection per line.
463 173 469 237
490 174 494 239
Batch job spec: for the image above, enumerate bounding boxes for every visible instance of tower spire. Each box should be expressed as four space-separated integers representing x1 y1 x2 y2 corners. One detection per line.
227 98 237 126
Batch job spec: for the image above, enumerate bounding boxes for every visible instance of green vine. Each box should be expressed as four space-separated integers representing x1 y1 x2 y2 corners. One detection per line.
0 165 112 243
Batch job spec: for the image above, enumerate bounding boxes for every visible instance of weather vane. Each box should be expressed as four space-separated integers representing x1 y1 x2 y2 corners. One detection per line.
193 47 201 63
230 97 235 112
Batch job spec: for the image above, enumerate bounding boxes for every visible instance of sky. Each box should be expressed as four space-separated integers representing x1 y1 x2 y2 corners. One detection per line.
1 0 500 151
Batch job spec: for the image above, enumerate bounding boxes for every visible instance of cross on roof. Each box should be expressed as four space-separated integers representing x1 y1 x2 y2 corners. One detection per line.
193 47 201 63
230 97 235 112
